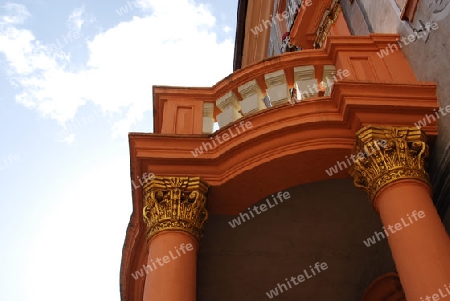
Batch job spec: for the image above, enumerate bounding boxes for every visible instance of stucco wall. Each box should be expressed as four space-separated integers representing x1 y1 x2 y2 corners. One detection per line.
197 179 395 300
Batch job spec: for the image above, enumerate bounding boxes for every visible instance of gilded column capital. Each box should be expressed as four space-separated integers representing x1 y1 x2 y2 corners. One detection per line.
349 126 430 202
143 176 209 242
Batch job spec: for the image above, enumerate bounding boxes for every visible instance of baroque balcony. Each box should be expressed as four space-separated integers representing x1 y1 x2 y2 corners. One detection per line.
123 34 439 301
144 33 439 215
153 34 437 136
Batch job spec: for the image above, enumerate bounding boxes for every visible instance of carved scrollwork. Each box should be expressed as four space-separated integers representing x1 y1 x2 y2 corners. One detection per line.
143 177 209 242
313 0 341 49
349 126 430 202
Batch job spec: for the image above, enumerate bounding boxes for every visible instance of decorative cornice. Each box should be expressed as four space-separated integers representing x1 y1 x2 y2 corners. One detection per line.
143 176 209 242
313 0 341 49
140 81 439 213
349 126 431 203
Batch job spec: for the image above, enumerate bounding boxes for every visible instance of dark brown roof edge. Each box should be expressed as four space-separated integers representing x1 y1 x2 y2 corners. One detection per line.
233 0 248 72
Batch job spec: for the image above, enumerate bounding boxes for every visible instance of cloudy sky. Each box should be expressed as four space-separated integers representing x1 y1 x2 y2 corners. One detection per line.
0 0 237 300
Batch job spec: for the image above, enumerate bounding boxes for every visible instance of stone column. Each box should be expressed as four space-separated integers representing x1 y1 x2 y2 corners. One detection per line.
350 126 450 300
142 177 209 301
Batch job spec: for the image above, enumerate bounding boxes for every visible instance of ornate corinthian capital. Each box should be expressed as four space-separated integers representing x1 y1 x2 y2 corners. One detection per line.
349 126 430 202
143 176 209 242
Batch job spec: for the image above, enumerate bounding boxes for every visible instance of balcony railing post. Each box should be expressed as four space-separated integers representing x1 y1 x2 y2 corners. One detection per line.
215 91 242 128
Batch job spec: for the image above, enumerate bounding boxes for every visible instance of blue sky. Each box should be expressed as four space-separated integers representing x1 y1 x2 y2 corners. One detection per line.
0 0 237 300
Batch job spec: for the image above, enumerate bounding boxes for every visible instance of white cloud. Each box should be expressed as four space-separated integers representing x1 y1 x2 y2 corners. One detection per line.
223 25 232 33
68 6 85 30
0 0 235 137
0 3 30 25
61 133 75 144
134 0 155 11
67 6 95 32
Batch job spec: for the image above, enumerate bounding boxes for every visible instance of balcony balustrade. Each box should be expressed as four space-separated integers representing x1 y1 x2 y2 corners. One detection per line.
152 34 421 136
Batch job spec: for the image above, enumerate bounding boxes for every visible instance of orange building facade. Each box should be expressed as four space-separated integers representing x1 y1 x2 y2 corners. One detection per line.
120 0 450 300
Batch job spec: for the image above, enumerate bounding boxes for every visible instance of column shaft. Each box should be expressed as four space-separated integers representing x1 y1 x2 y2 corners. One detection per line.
142 176 208 301
143 232 198 301
376 179 450 299
350 126 450 300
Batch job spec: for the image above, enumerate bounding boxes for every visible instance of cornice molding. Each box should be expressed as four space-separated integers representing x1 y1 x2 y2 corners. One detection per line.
142 81 438 208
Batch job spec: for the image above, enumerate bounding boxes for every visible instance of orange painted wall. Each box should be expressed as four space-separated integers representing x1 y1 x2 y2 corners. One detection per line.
241 0 274 68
